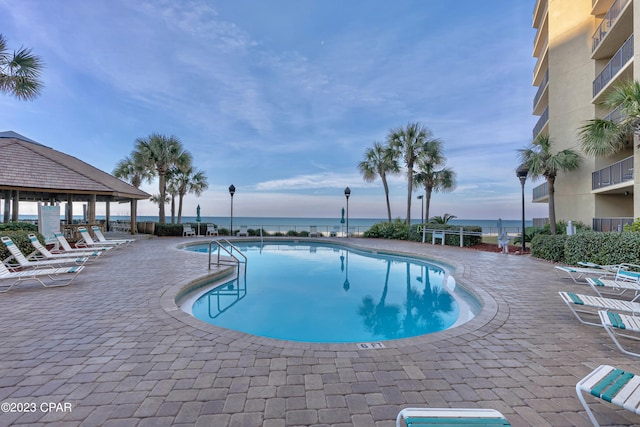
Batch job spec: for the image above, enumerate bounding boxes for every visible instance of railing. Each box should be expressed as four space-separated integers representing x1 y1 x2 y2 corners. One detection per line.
603 104 624 122
592 155 634 189
533 106 549 138
532 181 549 200
208 239 247 271
593 34 633 97
533 69 549 109
533 218 549 228
592 217 633 231
592 0 631 52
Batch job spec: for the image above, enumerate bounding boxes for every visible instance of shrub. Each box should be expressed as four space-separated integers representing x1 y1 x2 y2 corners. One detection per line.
363 219 409 240
154 223 183 237
0 229 45 262
0 222 38 232
530 234 567 262
564 231 640 265
624 218 640 232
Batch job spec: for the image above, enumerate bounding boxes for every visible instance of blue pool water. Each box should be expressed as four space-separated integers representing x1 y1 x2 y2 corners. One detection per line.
181 241 478 343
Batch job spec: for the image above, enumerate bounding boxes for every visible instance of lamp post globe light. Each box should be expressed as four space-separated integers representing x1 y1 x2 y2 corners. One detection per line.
516 164 529 254
228 184 235 236
344 187 351 238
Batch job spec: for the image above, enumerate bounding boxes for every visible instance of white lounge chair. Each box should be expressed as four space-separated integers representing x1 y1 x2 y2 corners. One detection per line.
53 232 112 254
396 408 511 427
576 364 640 426
27 234 102 263
555 265 614 283
2 236 88 269
598 310 640 358
586 277 640 301
238 225 249 237
182 224 195 237
91 226 134 245
0 261 84 293
206 224 219 236
77 227 123 248
559 291 640 326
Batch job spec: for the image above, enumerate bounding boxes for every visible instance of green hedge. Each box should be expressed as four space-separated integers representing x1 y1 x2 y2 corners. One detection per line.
363 220 482 246
0 222 38 233
531 231 640 265
530 234 568 263
363 219 409 240
0 229 45 262
408 223 482 247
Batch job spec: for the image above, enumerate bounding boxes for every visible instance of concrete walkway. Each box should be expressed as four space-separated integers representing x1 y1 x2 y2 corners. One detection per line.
0 236 638 426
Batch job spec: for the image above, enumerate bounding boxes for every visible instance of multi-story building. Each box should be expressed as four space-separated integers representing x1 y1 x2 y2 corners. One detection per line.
532 0 638 231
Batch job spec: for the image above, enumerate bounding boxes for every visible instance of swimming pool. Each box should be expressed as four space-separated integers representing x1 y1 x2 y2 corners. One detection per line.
179 241 480 343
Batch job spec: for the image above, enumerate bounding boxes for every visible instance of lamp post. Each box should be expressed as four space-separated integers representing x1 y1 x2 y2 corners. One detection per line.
417 194 424 224
516 164 529 253
228 184 235 236
344 187 351 238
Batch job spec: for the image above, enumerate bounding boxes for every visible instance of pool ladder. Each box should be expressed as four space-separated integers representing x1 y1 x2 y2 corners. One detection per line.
207 239 247 274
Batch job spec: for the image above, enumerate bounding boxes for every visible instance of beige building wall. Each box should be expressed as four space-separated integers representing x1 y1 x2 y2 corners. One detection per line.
546 0 596 226
533 0 638 229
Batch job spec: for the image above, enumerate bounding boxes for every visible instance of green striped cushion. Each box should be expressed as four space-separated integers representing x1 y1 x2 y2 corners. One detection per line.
567 293 584 305
590 368 634 403
607 312 626 330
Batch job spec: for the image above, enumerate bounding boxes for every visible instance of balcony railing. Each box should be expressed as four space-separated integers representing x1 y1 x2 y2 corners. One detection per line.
533 69 549 109
592 217 633 232
603 104 624 122
592 0 631 52
592 155 634 190
532 181 549 200
593 34 633 97
533 107 549 138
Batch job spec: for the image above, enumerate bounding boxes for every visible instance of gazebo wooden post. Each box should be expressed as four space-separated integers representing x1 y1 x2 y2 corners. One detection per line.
66 194 73 224
130 198 137 235
105 200 111 231
88 194 96 225
11 190 18 222
3 190 10 223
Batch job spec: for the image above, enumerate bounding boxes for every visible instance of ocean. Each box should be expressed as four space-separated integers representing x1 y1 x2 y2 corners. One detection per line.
15 215 532 235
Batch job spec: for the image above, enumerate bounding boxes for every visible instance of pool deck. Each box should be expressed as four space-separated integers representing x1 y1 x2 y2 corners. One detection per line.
0 235 638 426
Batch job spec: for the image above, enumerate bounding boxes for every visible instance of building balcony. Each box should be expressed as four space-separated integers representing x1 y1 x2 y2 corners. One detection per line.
532 181 549 203
592 34 633 98
532 42 548 86
603 104 624 122
592 0 632 57
533 0 548 29
592 155 634 190
533 69 549 115
533 107 549 138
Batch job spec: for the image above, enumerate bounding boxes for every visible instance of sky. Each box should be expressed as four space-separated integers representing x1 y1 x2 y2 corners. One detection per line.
0 0 547 221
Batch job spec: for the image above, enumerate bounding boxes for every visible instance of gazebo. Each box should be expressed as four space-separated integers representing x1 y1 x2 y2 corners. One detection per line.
0 131 150 234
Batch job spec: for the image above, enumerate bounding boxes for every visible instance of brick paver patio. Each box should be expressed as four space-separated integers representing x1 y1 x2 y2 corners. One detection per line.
0 236 638 426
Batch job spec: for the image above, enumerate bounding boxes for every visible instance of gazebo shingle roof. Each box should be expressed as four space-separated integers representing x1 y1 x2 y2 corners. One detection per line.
0 131 150 201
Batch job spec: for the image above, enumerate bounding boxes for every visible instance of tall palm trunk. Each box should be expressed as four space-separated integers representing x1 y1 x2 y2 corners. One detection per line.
158 172 166 223
381 176 392 222
406 164 414 226
547 176 557 235
177 194 185 224
425 186 433 224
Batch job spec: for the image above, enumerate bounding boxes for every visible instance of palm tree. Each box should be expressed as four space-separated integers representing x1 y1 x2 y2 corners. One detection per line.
0 34 44 100
388 122 433 226
113 154 153 234
414 139 456 223
166 168 180 224
174 166 208 224
518 134 582 235
430 213 457 224
579 80 640 157
358 142 399 222
134 133 190 223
